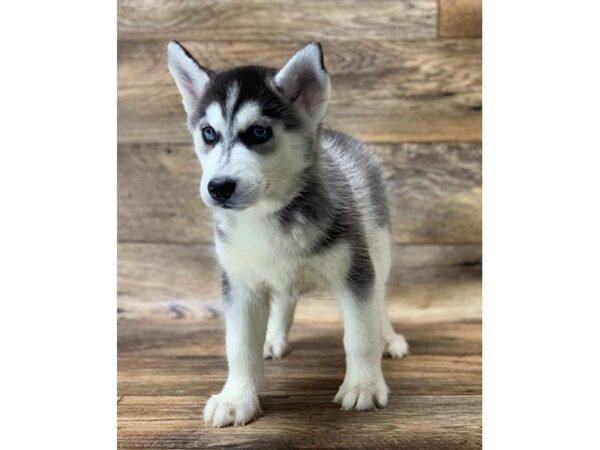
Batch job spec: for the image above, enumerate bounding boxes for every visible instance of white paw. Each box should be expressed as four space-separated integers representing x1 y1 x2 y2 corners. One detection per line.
203 391 261 427
384 334 409 359
334 378 389 411
263 336 288 359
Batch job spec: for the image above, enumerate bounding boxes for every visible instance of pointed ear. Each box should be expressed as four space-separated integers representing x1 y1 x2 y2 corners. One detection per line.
275 42 330 123
167 40 212 117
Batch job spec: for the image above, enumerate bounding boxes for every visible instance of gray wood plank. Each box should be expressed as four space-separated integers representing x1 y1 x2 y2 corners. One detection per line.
118 143 481 244
118 0 437 42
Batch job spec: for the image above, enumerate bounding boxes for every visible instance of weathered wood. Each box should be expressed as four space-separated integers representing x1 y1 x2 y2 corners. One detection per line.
117 242 482 324
118 39 481 91
117 39 481 144
118 395 481 449
118 257 482 447
116 241 482 299
378 142 482 244
118 0 437 42
118 274 483 324
118 321 481 358
439 0 482 38
118 91 481 144
119 354 480 396
117 39 481 142
118 318 481 396
117 0 482 446
118 143 481 244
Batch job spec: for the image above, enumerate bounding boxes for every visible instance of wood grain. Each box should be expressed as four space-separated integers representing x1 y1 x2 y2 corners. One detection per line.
118 0 437 42
118 142 481 244
118 395 481 449
118 246 482 448
119 353 481 396
118 310 481 448
117 242 482 324
117 1 482 445
118 39 481 91
117 39 481 144
439 0 482 38
119 321 481 358
119 87 481 143
118 321 481 396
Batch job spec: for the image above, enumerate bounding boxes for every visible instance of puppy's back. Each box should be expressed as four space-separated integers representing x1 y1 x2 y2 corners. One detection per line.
320 129 390 234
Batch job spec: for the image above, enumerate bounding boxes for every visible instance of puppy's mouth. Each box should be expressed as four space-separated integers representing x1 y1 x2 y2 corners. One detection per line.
214 200 249 211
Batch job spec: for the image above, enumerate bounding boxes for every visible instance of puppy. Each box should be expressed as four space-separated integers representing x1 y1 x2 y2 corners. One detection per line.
167 41 408 427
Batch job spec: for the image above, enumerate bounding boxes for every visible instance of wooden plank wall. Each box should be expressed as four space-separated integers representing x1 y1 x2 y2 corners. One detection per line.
118 0 482 306
118 2 482 447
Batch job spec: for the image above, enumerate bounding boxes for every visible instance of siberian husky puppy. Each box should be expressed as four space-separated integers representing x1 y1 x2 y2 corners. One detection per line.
167 41 409 427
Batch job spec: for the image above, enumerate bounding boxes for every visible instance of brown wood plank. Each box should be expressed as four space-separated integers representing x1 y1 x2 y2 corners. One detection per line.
117 242 482 324
439 0 482 38
118 321 481 358
118 143 481 244
118 273 483 325
117 39 481 144
117 2 481 447
118 0 437 42
116 241 482 299
118 395 481 449
118 319 481 397
118 39 481 90
118 86 481 143
118 354 481 396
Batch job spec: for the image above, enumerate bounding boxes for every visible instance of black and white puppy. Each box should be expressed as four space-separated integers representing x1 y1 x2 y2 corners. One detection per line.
167 41 409 427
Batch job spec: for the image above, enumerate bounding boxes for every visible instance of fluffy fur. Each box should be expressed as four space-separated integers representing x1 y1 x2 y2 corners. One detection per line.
167 41 408 427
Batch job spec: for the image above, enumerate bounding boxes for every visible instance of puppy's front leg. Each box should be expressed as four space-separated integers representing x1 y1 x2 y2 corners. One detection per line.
203 276 269 427
333 285 389 411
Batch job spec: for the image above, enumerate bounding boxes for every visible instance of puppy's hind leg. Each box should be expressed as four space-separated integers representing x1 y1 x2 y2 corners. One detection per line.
370 228 409 359
378 286 409 359
263 291 298 359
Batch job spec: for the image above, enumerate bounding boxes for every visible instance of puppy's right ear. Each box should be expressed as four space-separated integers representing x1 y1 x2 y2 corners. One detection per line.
167 41 212 116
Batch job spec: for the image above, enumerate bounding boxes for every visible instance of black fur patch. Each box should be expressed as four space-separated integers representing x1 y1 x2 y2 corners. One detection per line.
276 146 367 256
322 129 390 226
346 244 375 301
276 170 331 229
191 66 300 131
313 42 327 73
311 209 348 251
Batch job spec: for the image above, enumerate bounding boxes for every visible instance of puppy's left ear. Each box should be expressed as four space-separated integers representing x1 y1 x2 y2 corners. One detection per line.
167 40 213 117
275 42 330 124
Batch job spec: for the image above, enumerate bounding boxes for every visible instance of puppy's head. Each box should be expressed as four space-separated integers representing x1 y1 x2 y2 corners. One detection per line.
167 41 330 211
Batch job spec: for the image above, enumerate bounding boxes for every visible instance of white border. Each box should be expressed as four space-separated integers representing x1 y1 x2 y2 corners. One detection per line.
1 0 599 448
0 1 116 448
485 1 600 448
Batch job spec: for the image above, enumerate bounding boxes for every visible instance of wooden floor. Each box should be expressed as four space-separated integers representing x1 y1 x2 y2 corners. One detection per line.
118 280 482 449
118 247 481 449
118 0 482 447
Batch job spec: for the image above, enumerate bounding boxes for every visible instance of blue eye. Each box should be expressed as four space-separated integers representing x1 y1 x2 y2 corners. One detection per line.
252 126 267 139
202 126 217 144
247 125 271 144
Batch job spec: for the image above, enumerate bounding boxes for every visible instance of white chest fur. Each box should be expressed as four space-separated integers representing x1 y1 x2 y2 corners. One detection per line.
214 208 298 291
213 207 350 294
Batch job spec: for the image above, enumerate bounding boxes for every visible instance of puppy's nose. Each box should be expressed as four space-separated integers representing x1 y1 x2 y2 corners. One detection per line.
207 178 237 202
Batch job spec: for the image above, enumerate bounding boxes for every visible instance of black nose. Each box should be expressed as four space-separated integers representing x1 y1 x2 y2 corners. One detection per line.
207 178 237 203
